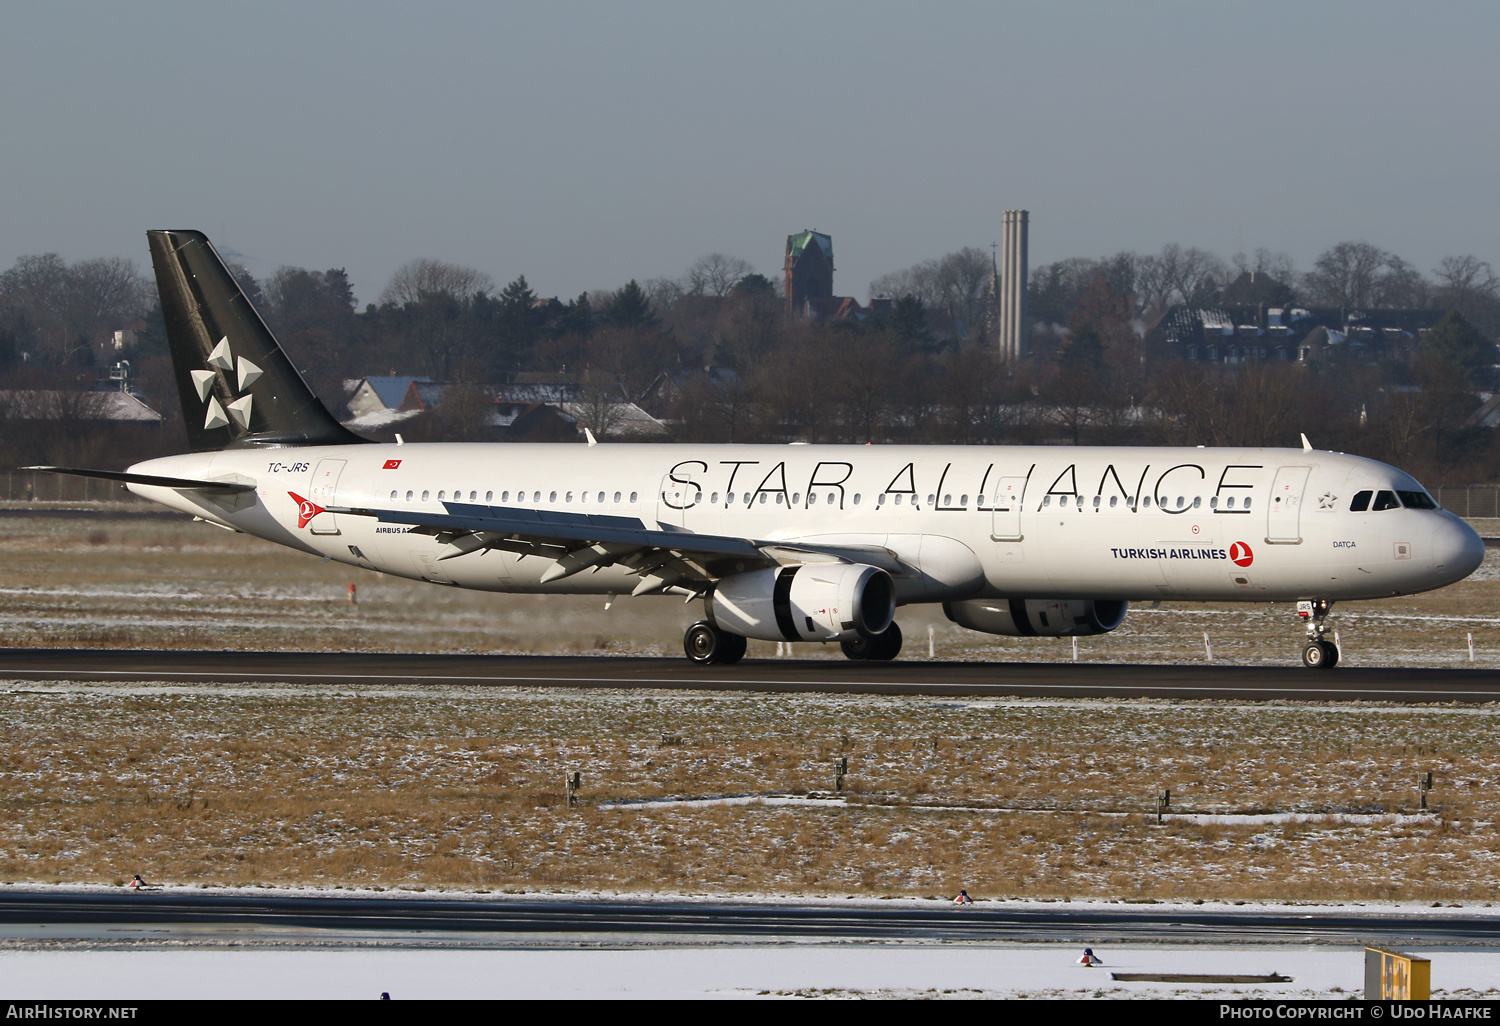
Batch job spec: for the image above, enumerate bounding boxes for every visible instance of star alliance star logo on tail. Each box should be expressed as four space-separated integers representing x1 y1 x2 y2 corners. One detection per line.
288 491 325 529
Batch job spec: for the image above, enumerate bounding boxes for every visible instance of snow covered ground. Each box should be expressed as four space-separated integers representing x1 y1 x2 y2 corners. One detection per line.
2 944 1497 999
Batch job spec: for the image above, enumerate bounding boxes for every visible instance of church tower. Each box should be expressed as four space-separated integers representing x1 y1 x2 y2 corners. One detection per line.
784 230 834 316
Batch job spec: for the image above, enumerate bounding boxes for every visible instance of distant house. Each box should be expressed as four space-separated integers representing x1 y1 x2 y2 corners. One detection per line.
346 375 430 416
1468 394 1500 428
0 390 163 423
557 400 667 438
1149 304 1446 365
343 375 430 432
339 373 666 440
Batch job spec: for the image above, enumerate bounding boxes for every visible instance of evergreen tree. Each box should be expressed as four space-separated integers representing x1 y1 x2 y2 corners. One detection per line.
495 275 543 371
732 273 776 296
1056 324 1105 369
606 280 657 329
498 275 537 318
557 292 594 337
1421 310 1493 387
888 295 930 349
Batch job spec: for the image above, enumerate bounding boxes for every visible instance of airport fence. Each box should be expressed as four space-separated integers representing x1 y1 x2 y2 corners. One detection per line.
1 469 145 504
1432 486 1500 520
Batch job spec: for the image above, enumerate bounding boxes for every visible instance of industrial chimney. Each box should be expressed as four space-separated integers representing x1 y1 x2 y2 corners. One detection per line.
998 210 1029 362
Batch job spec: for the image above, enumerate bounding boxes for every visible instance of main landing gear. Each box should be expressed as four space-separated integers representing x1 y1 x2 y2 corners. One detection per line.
841 622 903 661
683 621 747 666
682 621 905 664
1297 599 1339 670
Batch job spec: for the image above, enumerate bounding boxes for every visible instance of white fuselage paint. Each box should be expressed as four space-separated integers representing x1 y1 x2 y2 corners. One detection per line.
126 442 1484 606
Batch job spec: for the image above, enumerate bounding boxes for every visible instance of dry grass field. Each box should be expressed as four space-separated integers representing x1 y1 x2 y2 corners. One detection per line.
1 683 1498 901
1 507 1498 900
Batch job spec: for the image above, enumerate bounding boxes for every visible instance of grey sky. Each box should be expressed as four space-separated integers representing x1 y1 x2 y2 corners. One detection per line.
2 1 1496 306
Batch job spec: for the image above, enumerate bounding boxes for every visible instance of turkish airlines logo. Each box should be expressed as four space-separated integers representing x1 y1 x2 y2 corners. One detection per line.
288 491 325 529
1229 541 1254 567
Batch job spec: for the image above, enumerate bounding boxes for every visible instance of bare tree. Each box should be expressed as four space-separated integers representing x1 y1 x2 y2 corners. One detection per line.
0 254 152 363
571 376 629 439
1433 255 1500 315
66 257 153 325
1156 244 1227 308
1373 255 1430 308
870 247 993 335
379 259 493 306
1232 248 1297 283
642 276 687 312
1301 242 1392 308
0 254 70 320
685 253 754 298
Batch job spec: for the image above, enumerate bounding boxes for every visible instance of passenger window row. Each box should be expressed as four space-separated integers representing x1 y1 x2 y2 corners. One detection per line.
389 489 639 505
1039 494 1252 511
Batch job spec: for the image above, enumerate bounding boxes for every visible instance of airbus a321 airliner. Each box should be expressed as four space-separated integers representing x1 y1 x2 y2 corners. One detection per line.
31 231 1486 669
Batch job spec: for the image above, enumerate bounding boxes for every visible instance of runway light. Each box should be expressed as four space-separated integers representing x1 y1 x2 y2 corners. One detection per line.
1417 772 1434 810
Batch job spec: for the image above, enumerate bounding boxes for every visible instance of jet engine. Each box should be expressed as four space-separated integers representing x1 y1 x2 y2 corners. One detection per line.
943 598 1128 637
708 564 896 643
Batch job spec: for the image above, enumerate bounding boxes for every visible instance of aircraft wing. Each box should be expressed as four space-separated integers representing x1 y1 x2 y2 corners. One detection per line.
328 499 903 594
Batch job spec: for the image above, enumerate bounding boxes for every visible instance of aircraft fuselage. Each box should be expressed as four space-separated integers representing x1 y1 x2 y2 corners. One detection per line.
127 442 1484 606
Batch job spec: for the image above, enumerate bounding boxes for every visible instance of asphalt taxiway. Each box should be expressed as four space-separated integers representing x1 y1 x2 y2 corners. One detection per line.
0 891 1495 947
1 648 1498 702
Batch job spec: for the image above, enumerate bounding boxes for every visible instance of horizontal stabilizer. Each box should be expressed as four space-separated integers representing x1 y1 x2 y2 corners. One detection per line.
22 466 257 494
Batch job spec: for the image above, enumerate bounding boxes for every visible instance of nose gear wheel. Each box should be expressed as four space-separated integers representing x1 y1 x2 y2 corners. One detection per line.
1297 600 1339 670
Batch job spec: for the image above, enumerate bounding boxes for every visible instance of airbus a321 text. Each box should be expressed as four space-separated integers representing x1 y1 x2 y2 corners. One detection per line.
30 231 1486 669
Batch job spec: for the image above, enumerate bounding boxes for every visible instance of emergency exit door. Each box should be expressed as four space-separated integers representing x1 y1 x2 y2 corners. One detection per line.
1266 465 1310 543
990 476 1027 541
308 458 346 535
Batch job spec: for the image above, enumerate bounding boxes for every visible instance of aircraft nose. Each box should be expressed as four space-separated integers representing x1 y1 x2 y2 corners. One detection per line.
1432 516 1485 583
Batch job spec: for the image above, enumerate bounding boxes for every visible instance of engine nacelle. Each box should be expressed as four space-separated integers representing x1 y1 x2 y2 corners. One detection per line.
944 598 1128 637
708 563 896 643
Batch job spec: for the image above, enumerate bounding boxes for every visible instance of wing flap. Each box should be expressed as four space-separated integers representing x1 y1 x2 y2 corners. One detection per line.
330 500 765 560
329 500 918 586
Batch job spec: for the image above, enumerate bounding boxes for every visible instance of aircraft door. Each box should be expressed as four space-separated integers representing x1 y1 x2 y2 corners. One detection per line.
308 458 346 535
1266 465 1311 543
657 472 689 528
990 476 1027 541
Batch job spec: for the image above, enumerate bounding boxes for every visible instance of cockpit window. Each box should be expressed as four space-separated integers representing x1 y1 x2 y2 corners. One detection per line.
1397 490 1437 510
1350 490 1371 512
1372 490 1401 511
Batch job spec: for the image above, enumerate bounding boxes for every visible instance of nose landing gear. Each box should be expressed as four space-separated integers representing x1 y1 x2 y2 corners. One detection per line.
1297 599 1339 669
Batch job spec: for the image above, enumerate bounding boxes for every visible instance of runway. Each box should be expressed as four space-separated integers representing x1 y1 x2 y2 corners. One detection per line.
0 890 1496 947
2 648 1499 702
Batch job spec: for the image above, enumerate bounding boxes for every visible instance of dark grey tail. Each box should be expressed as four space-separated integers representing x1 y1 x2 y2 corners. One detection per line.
147 229 364 450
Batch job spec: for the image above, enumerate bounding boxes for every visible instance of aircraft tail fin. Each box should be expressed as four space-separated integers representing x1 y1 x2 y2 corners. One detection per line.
146 229 365 451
